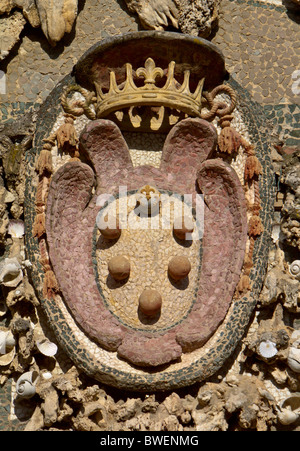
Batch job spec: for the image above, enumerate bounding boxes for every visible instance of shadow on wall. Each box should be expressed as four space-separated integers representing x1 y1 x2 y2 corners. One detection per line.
282 0 300 23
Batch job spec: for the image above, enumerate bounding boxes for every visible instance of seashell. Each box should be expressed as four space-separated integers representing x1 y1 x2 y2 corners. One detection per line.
0 331 7 355
41 371 52 380
277 395 300 425
0 347 15 366
289 260 300 280
258 340 278 359
287 333 300 373
0 330 16 354
0 258 23 287
36 339 58 357
271 223 281 243
16 371 39 399
288 347 300 373
8 219 25 238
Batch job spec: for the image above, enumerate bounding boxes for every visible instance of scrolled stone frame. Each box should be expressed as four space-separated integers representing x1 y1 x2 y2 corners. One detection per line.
24 32 275 391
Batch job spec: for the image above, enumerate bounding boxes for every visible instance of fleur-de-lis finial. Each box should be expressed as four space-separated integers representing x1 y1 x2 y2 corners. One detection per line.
136 58 164 86
140 184 156 201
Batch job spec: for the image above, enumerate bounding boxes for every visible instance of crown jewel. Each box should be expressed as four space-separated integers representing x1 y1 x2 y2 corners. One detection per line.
94 58 205 119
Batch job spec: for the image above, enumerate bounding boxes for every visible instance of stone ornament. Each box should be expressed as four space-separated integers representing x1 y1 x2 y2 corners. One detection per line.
123 0 220 38
138 289 162 317
0 0 221 61
0 0 78 50
94 57 205 119
24 32 274 390
168 256 191 281
108 256 131 281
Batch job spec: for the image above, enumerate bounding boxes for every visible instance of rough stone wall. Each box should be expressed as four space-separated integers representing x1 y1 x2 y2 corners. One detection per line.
0 0 300 432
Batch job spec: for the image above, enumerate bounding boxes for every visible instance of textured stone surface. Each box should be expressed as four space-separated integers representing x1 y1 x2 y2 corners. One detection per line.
1 0 298 433
1 0 299 154
0 0 78 47
0 10 26 61
35 0 78 46
124 0 179 30
123 0 220 38
178 0 220 38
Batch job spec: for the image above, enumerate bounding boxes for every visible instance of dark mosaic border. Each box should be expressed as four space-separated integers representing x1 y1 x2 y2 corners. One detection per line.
263 103 300 148
24 35 275 391
0 102 41 123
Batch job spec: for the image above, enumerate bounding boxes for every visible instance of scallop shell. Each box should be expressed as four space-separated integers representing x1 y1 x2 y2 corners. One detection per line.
36 339 58 356
8 219 25 238
258 340 278 359
289 260 300 280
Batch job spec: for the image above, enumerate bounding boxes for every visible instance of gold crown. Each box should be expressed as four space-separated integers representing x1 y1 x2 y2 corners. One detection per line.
94 58 205 118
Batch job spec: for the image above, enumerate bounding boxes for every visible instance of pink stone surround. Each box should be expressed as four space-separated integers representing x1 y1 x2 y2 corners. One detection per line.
45 118 248 367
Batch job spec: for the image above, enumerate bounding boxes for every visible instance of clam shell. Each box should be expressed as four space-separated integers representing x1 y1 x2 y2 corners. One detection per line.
0 258 23 287
0 331 7 354
258 340 278 359
36 339 58 356
277 395 300 425
8 219 25 238
288 346 300 373
0 347 15 366
0 330 15 355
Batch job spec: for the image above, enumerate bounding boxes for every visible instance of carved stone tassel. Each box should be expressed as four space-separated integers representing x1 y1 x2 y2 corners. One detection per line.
32 212 46 239
36 141 53 176
218 115 242 154
43 268 59 300
56 115 78 152
248 214 264 237
244 155 262 181
237 274 251 294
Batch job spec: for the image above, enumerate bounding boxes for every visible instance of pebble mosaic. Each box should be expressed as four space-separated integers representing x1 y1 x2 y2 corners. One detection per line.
0 0 293 426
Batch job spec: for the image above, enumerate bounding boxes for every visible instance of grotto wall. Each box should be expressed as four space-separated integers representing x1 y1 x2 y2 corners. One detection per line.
0 0 299 432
